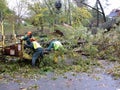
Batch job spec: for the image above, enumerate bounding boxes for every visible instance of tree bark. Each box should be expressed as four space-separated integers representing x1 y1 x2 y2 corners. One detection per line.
97 0 106 22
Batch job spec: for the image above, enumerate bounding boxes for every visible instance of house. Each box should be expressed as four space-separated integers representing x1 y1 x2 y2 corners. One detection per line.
108 9 120 18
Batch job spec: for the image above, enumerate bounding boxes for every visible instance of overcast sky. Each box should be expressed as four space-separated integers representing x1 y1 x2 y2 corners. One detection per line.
7 0 120 16
88 0 120 15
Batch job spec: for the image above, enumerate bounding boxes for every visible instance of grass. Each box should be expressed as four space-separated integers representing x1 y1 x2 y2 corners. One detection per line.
0 53 100 81
0 23 120 80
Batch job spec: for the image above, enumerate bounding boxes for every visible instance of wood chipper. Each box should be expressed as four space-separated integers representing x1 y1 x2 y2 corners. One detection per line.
1 40 32 60
0 19 32 61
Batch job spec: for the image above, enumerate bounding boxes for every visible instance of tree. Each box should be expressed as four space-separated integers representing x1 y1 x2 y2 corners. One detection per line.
74 0 88 7
18 0 93 30
72 7 92 27
11 0 29 19
27 0 49 31
0 0 12 21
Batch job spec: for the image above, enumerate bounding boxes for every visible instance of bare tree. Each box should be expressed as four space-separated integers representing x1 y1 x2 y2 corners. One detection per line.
74 0 88 7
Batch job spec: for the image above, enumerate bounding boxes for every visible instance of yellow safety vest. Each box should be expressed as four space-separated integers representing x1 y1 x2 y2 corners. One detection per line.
54 41 63 50
32 41 41 49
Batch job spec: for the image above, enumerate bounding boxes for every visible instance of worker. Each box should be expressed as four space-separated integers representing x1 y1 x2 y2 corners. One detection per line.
46 38 64 63
20 31 33 45
25 38 44 67
46 38 63 51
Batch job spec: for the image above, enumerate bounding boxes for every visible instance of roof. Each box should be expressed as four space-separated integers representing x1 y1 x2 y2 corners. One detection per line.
108 9 120 18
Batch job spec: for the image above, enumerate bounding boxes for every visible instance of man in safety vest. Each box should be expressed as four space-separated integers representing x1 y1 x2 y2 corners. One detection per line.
46 39 63 51
46 38 64 63
25 38 43 67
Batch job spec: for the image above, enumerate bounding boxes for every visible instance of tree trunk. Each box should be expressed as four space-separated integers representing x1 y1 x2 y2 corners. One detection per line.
97 0 106 22
96 0 99 27
68 0 72 25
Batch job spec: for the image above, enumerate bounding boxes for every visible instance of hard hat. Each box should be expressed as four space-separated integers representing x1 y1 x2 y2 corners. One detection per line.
27 31 32 36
